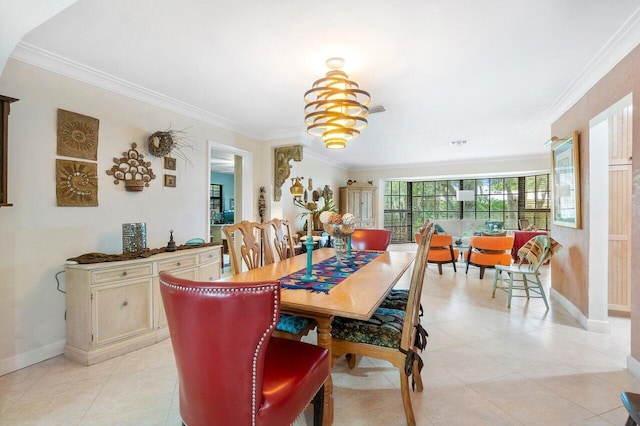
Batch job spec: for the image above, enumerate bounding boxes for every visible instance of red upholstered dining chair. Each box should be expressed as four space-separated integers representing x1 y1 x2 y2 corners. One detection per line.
159 272 329 426
350 228 392 251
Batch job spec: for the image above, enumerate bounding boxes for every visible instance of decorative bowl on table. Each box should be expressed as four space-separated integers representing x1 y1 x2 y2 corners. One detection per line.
323 223 355 238
323 222 355 267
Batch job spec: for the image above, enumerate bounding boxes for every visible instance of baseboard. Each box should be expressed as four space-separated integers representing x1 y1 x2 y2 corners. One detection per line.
549 288 610 333
0 339 65 376
627 355 640 379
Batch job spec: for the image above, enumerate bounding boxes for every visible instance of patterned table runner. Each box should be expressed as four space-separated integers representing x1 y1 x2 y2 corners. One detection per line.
279 251 382 293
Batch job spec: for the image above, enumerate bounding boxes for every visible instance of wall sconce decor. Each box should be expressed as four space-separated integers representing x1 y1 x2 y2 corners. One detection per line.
290 176 305 199
106 142 156 192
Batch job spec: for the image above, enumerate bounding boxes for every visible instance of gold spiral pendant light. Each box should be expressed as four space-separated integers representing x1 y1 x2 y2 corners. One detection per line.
304 58 371 149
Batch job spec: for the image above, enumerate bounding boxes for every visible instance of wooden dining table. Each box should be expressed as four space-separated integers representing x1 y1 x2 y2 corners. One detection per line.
217 247 416 425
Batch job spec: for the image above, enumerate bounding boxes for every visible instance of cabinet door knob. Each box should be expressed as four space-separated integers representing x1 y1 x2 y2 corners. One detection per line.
176 262 181 266
121 271 127 276
122 301 128 306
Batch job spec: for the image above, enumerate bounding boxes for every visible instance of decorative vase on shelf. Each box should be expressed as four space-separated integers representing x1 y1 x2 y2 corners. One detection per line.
323 223 355 267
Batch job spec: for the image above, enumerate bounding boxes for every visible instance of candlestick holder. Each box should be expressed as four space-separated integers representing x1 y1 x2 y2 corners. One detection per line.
344 235 354 258
300 238 318 282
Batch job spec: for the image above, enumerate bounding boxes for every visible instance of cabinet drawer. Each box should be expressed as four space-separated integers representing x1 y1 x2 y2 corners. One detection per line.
198 250 220 264
158 255 197 272
199 262 221 281
168 267 198 281
92 264 153 285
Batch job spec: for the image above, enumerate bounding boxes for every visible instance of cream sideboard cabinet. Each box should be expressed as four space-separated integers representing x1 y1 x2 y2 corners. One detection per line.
339 183 377 228
64 245 221 365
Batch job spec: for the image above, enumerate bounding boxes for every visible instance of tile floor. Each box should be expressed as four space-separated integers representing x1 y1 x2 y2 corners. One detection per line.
1 244 638 425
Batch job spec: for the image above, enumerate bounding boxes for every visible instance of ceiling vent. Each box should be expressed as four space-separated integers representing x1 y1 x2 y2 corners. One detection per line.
369 105 386 114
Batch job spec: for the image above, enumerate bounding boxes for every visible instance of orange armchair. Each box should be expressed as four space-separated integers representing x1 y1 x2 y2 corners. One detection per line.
159 271 329 426
464 235 514 279
350 228 392 251
427 234 459 274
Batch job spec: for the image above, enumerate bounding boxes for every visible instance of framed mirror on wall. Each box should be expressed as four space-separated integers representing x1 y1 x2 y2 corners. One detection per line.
551 131 580 228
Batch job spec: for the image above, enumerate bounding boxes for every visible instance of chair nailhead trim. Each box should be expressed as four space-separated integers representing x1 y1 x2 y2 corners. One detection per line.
160 279 279 426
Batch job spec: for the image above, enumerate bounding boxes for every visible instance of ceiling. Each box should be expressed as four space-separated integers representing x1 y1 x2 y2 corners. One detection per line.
13 0 640 171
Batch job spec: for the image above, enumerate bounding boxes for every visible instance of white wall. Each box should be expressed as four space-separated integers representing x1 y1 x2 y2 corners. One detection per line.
0 59 264 374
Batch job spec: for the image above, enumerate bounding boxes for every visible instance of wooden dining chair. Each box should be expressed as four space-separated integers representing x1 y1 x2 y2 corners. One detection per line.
159 272 329 426
330 221 435 426
264 218 299 261
223 220 315 340
223 221 271 274
492 235 561 309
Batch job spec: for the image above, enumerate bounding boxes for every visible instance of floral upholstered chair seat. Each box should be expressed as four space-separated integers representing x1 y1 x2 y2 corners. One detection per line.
332 307 406 348
379 289 410 311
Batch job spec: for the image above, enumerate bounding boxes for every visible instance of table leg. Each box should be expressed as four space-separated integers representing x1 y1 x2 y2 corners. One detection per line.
315 315 334 426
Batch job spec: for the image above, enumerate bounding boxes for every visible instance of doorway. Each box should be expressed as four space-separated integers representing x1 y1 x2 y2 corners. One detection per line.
588 93 632 331
207 142 254 273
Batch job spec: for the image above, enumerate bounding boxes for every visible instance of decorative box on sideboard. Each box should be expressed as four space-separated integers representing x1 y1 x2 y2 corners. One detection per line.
64 245 221 366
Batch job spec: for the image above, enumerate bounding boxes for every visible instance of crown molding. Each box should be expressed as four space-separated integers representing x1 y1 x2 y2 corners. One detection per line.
543 7 640 124
10 42 263 140
349 153 550 174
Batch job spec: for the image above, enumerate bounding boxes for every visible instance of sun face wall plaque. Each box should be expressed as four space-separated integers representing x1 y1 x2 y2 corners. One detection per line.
57 109 99 161
56 159 99 206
